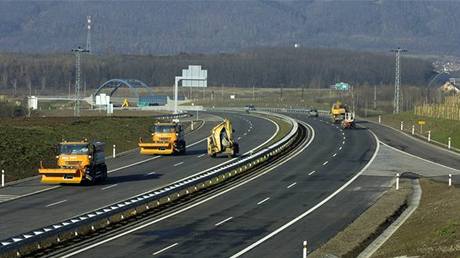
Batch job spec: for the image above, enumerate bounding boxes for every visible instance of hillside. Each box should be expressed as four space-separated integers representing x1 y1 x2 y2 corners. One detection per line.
0 1 459 55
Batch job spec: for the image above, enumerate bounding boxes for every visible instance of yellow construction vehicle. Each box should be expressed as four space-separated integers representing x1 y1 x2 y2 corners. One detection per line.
39 140 107 184
330 101 348 124
138 122 186 155
207 119 239 158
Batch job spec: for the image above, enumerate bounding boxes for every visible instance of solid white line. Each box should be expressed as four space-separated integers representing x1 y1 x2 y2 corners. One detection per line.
308 171 316 176
57 118 307 258
101 184 118 190
152 243 179 256
230 128 380 258
286 182 297 189
147 171 156 175
257 197 270 205
322 161 329 166
332 153 337 157
46 199 67 207
215 216 233 226
173 162 184 167
197 154 206 158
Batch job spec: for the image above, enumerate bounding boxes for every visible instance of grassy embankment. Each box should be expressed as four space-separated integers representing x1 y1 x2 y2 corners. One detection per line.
368 112 460 150
312 179 460 257
0 117 161 182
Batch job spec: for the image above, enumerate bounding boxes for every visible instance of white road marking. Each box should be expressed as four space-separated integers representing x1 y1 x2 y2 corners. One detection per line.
342 141 345 145
308 171 316 176
257 197 270 205
146 171 156 175
332 153 337 157
339 146 343 151
287 182 297 189
342 132 345 136
343 136 346 140
55 119 308 258
173 162 184 167
322 161 329 166
197 154 206 158
46 199 67 207
215 217 233 226
0 195 18 202
237 137 242 140
231 130 380 258
152 243 178 256
102 184 118 190
243 133 247 136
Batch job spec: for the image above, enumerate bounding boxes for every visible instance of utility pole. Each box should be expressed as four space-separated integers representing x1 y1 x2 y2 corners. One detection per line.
72 47 90 117
373 85 377 109
86 16 92 53
391 47 408 114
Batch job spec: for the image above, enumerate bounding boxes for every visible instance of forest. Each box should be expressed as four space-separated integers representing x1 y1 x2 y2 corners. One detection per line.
0 47 435 96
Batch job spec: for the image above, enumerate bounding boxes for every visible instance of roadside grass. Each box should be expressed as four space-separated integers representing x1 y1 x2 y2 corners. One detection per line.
368 112 460 150
253 113 293 148
374 179 460 258
309 181 411 258
0 117 158 182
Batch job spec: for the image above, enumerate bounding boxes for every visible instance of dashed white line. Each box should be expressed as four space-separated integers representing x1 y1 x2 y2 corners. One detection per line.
339 146 343 151
308 171 316 176
287 182 297 189
197 154 206 158
343 136 346 140
173 162 184 167
215 217 233 226
237 137 242 140
332 153 337 157
342 141 345 145
322 161 329 166
342 132 345 136
46 199 67 207
146 171 156 175
102 184 118 190
152 243 179 256
257 197 270 205
243 133 247 136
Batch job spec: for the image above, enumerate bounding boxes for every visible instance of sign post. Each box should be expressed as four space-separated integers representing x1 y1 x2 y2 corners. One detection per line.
174 65 207 114
417 120 425 134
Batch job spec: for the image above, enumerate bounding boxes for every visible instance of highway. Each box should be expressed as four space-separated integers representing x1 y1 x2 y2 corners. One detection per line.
63 113 377 258
0 112 278 242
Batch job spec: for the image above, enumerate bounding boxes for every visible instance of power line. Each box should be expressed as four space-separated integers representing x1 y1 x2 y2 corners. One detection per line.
390 47 408 114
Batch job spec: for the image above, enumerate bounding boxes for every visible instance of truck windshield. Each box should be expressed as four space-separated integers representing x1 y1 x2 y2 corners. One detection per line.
154 125 175 133
59 144 89 155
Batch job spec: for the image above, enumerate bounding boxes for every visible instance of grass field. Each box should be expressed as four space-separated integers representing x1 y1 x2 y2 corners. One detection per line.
0 116 164 182
374 179 460 258
368 112 460 150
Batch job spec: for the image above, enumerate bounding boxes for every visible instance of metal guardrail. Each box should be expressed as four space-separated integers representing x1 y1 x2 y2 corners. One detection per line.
0 113 299 258
152 112 192 120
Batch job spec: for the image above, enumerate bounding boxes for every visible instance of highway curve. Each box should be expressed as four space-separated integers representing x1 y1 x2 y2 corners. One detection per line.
0 112 278 242
63 113 377 258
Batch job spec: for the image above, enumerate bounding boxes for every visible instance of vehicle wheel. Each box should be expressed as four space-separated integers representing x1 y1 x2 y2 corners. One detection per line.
99 164 108 182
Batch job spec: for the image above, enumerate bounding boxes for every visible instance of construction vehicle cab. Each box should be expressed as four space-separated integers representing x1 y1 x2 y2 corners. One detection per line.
207 119 239 158
341 112 356 129
138 122 186 155
331 101 348 124
39 140 107 184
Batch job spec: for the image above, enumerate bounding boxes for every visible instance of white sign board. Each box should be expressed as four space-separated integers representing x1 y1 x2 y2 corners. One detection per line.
28 96 38 110
181 65 207 87
95 94 110 106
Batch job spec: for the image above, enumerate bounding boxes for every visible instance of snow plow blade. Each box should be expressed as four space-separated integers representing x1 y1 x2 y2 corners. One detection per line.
38 168 83 184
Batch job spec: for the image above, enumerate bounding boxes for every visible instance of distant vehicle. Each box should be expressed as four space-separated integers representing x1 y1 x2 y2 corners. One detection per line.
330 101 348 123
207 118 239 158
341 112 356 129
309 109 319 117
245 104 256 112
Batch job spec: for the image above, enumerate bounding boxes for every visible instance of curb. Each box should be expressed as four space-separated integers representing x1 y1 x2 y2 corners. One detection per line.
358 179 422 258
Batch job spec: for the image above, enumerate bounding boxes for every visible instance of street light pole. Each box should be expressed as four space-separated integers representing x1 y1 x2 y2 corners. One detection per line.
71 47 90 117
391 47 408 114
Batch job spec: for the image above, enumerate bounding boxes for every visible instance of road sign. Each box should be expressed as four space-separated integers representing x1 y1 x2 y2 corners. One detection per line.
417 120 426 125
181 65 207 87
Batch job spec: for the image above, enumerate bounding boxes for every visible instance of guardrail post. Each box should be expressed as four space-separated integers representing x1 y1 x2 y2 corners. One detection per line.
428 131 431 142
400 121 404 131
378 115 381 124
411 125 415 135
448 137 451 149
113 144 116 158
449 174 452 187
1 169 4 187
396 173 400 190
191 120 194 130
303 240 308 258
